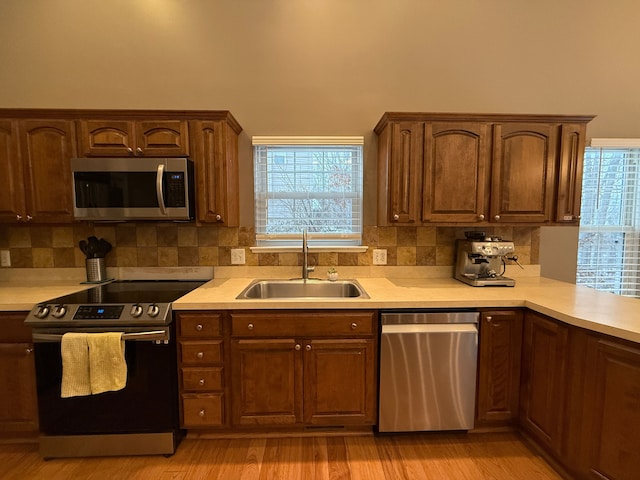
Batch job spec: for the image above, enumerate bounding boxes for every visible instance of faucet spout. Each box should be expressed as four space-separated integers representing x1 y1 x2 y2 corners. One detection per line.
302 229 315 280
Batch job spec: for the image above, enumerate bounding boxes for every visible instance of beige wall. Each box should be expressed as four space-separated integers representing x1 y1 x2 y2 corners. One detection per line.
1 0 638 277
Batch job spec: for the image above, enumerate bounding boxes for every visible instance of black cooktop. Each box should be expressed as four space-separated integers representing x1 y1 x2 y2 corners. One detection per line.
25 280 207 327
50 280 207 305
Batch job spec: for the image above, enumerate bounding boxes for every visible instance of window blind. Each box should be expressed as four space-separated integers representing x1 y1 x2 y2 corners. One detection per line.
577 145 640 297
253 136 364 247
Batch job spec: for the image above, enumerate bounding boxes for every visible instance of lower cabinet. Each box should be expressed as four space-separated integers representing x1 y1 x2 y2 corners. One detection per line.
576 334 640 480
476 309 523 428
0 312 38 437
519 311 569 456
176 312 227 429
230 311 377 429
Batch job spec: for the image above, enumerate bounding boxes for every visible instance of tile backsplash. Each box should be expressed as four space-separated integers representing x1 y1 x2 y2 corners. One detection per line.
0 224 539 269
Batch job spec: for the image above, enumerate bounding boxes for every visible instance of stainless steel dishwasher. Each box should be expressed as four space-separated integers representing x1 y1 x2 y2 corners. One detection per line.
378 311 479 432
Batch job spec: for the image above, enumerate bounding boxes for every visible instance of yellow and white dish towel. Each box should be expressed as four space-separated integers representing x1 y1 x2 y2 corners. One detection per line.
61 332 127 398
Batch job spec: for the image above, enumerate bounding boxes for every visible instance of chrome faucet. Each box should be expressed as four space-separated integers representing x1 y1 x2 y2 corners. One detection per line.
302 229 315 280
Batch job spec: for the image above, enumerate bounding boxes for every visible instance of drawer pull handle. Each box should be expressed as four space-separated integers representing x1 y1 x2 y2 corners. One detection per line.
196 351 204 359
351 322 358 329
199 409 206 417
196 324 203 331
199 379 205 386
486 316 493 323
247 323 254 330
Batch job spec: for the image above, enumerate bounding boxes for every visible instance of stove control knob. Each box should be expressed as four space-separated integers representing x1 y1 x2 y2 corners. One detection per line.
51 305 67 318
147 304 160 317
130 304 144 318
35 305 50 318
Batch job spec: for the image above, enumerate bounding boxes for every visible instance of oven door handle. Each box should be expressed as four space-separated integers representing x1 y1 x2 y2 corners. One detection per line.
32 330 170 343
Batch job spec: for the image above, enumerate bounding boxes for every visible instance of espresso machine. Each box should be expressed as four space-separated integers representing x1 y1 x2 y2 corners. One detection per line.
454 232 519 287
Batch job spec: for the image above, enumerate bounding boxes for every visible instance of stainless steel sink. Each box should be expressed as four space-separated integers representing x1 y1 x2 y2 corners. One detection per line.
236 279 369 299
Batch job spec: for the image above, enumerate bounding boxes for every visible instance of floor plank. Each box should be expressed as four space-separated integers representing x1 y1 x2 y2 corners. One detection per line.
0 432 563 479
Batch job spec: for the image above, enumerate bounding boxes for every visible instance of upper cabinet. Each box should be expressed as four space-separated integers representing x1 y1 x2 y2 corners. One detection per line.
78 119 189 157
375 113 594 226
0 118 76 223
0 109 242 225
490 122 557 223
189 119 240 226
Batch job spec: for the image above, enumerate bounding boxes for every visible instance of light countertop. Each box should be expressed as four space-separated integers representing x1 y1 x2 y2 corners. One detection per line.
2 271 639 344
173 276 640 344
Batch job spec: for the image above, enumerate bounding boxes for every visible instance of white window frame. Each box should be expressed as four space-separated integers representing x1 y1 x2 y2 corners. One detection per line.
251 136 366 253
577 139 640 298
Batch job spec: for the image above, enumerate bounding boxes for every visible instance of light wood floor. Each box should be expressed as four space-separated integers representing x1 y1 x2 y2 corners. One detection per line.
0 432 563 479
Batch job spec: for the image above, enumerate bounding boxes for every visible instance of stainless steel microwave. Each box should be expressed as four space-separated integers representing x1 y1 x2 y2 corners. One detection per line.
71 157 195 221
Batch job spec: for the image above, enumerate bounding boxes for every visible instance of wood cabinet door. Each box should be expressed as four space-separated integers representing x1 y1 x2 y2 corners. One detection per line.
0 120 26 223
231 339 302 426
0 342 38 434
303 338 375 425
189 120 239 225
491 123 557 223
18 119 76 223
578 336 640 480
136 120 189 157
422 122 491 223
78 120 135 156
386 122 424 224
476 310 523 427
520 311 568 455
555 123 587 223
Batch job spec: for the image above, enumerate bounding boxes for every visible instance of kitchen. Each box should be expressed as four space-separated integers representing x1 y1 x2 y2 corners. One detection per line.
1 1 639 479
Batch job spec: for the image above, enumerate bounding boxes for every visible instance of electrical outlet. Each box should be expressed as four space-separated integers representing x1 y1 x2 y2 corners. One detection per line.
230 248 246 265
0 250 10 267
372 249 387 265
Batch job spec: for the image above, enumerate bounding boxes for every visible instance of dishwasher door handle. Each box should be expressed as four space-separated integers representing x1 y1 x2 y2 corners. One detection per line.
381 323 477 334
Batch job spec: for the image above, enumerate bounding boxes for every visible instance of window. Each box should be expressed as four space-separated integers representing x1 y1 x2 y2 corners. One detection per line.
577 140 640 297
252 136 364 248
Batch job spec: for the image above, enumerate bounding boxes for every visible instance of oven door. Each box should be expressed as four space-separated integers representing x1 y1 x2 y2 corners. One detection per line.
32 327 179 437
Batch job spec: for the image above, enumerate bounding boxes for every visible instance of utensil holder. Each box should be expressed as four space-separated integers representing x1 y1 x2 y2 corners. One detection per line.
86 258 106 283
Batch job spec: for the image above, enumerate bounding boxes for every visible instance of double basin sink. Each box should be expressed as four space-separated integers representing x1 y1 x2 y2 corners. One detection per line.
236 278 369 300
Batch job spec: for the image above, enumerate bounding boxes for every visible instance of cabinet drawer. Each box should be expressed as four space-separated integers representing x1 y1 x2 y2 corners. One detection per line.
231 311 375 337
181 367 223 392
178 314 221 338
180 341 223 364
182 394 224 427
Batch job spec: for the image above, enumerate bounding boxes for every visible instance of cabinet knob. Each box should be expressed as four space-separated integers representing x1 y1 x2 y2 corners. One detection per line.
25 347 33 355
199 409 206 417
26 215 33 221
305 344 312 351
494 215 501 221
478 214 485 220
486 316 492 323
295 344 301 351
393 214 400 221
16 214 22 221
247 323 254 330
195 324 203 331
198 378 205 386
196 351 204 359
136 147 143 154
351 322 358 329
127 147 134 154
215 214 222 221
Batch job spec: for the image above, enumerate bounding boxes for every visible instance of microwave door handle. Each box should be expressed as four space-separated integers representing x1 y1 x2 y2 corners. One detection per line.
156 164 167 215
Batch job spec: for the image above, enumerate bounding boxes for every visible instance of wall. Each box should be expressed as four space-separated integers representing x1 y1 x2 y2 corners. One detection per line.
0 223 539 270
1 0 638 277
